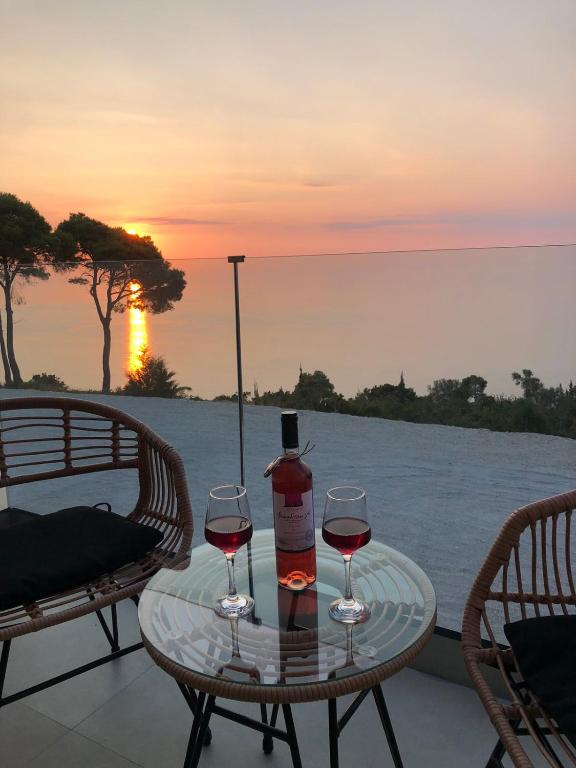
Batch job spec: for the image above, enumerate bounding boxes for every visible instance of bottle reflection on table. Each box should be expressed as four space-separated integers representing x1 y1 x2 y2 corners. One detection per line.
277 585 319 682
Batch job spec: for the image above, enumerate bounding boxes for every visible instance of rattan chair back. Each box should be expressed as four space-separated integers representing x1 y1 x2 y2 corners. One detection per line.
462 490 576 768
0 397 193 640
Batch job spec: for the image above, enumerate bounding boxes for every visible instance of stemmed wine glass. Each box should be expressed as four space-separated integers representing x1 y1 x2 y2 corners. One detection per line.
322 486 372 624
205 485 254 618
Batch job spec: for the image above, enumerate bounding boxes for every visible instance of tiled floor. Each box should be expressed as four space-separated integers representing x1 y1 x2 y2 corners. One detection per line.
0 603 523 767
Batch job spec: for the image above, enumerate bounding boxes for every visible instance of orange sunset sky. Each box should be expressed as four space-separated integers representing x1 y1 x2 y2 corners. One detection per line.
1 0 575 259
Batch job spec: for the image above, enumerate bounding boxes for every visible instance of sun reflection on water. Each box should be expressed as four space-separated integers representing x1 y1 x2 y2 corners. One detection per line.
127 282 148 373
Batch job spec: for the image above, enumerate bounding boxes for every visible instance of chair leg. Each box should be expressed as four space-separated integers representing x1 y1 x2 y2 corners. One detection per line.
94 605 120 653
0 640 12 705
110 603 120 652
485 720 521 768
486 739 505 768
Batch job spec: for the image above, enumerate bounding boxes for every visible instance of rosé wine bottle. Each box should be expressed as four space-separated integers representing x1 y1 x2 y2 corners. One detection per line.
271 411 316 590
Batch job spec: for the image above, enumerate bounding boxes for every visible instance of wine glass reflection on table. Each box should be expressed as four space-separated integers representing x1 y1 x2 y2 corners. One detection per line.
328 623 372 680
322 486 372 624
205 485 254 618
216 617 261 684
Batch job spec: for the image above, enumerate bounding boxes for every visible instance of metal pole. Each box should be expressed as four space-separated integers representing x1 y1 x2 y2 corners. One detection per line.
228 255 245 486
227 255 260 623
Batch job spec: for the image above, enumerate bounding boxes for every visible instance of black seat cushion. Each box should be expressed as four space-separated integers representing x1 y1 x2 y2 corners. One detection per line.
0 506 163 611
0 507 38 530
504 615 576 747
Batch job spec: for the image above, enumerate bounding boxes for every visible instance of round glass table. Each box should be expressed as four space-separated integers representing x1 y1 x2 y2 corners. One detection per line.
139 529 436 768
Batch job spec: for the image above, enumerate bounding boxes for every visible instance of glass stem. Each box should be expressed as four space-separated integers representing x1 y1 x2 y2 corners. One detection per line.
345 623 353 666
343 554 354 603
231 617 240 657
226 553 238 601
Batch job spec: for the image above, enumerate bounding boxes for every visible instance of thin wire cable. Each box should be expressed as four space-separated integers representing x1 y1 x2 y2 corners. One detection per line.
47 241 576 266
248 241 576 261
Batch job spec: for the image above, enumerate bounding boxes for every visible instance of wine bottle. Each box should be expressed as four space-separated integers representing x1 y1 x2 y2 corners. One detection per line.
270 411 316 590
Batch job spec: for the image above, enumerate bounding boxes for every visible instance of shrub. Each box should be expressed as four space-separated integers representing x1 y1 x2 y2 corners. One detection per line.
123 348 190 398
21 373 68 392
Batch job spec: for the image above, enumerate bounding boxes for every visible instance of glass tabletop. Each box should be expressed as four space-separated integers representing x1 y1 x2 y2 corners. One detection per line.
139 529 436 690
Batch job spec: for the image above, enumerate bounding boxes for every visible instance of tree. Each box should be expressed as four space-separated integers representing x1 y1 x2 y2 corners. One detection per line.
252 387 292 407
213 392 251 402
21 372 68 391
56 213 186 393
0 193 54 386
358 374 417 404
460 375 488 403
427 378 463 402
292 369 337 410
123 348 190 398
512 369 543 400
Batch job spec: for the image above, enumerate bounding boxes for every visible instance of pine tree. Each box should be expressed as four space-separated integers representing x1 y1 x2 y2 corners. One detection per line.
123 348 190 398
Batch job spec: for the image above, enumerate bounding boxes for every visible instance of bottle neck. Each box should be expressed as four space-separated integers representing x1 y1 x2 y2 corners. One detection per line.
283 445 299 457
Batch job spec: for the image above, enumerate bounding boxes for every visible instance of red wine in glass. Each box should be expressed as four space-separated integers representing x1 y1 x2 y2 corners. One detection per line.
322 487 371 624
205 485 254 618
205 515 253 554
322 517 371 556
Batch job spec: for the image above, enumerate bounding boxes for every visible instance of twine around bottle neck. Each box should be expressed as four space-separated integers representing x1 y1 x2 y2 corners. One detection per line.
264 440 315 477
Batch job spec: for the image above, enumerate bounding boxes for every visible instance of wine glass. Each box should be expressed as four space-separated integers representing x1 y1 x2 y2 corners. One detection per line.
205 485 254 618
322 486 372 624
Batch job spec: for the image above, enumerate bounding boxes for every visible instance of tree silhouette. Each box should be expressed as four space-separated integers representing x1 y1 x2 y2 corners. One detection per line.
512 369 543 400
294 369 348 411
22 372 68 391
56 213 186 393
359 374 417 404
124 348 190 398
0 193 54 386
427 378 463 402
460 375 488 403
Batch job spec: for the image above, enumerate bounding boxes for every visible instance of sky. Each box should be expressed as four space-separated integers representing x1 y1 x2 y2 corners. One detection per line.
1 0 575 258
1 2 575 396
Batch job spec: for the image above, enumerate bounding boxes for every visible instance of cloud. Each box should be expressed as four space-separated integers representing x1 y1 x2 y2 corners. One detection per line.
129 216 226 227
302 179 337 188
234 173 340 189
325 211 576 232
439 211 576 231
326 216 425 230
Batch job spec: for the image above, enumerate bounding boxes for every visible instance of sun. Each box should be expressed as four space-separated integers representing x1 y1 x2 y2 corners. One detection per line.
126 227 139 235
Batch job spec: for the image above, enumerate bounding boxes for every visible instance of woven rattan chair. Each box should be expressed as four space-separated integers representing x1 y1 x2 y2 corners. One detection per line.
0 396 193 707
462 490 576 768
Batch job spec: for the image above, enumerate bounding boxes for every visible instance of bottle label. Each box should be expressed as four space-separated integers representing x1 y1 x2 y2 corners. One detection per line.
273 490 315 551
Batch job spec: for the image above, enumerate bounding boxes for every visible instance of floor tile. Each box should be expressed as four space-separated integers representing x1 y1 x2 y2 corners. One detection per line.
75 666 194 768
29 731 141 768
0 703 68 767
3 601 152 728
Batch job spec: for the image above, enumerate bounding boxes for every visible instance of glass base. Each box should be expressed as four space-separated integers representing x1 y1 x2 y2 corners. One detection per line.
215 593 254 618
329 597 371 624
